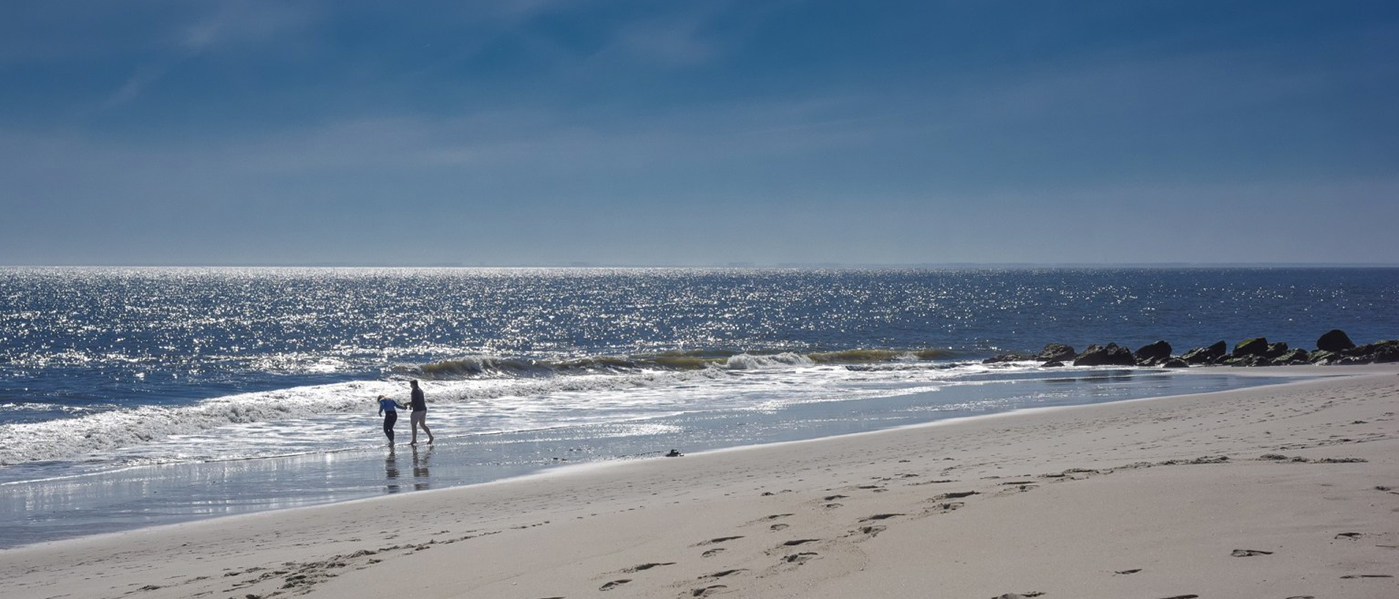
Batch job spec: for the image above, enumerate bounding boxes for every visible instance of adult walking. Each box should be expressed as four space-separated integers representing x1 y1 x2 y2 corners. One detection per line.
378 394 407 445
408 379 434 445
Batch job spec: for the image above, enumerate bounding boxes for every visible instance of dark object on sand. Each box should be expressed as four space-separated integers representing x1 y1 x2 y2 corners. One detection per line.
1316 329 1356 352
1230 549 1273 557
1073 343 1136 366
1041 360 1064 368
1182 341 1227 364
1036 343 1076 362
665 449 683 457
1161 358 1189 368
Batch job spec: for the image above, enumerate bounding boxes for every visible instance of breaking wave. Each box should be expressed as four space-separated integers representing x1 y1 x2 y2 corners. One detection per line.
404 348 957 380
0 347 963 469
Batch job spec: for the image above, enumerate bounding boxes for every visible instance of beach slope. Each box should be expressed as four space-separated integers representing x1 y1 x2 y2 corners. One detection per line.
3 365 1397 599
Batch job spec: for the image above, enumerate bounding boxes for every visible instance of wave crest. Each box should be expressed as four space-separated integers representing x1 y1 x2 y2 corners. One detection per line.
407 347 955 379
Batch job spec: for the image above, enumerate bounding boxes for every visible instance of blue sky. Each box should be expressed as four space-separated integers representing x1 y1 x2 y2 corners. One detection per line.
2 0 1396 266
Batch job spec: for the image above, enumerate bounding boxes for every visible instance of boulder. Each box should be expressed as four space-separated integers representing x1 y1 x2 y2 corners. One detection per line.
1340 339 1399 364
1227 354 1273 367
1274 349 1310 365
1309 349 1342 364
1041 360 1065 368
983 353 1034 364
1134 340 1172 364
1182 341 1228 364
1233 337 1269 357
1162 358 1189 368
1377 340 1399 363
1073 343 1137 367
1263 342 1289 359
1036 343 1076 362
1316 329 1355 352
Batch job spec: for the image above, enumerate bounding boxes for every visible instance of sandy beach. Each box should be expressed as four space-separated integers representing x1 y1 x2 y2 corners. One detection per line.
3 364 1397 599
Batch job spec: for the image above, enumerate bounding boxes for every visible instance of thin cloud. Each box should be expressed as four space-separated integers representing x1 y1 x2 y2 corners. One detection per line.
180 1 318 52
94 2 318 112
100 64 172 111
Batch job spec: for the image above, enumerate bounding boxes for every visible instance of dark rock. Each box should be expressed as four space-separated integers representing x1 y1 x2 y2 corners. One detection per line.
1134 340 1172 364
1073 343 1137 367
1274 349 1310 365
1309 349 1342 364
1316 329 1356 352
1162 358 1189 368
1226 354 1272 367
1263 342 1289 359
1339 340 1399 365
1041 360 1064 368
1036 343 1076 362
1233 337 1268 357
1182 341 1228 364
982 353 1034 364
1377 341 1399 363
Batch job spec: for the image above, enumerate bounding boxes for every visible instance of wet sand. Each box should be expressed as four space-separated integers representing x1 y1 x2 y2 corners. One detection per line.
3 365 1397 599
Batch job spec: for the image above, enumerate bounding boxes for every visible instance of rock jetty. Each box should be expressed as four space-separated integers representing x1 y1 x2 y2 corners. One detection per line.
989 330 1398 369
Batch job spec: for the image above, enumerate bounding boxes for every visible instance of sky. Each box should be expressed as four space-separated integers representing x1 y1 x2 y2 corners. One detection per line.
1 0 1397 266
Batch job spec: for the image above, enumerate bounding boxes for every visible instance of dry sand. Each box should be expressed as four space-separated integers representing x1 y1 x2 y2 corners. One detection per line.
3 365 1397 599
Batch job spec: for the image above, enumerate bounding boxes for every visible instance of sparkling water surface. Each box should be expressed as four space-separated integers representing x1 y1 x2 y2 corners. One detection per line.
1 267 1396 547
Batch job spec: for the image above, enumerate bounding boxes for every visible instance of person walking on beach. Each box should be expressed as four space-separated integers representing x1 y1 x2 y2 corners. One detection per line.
378 394 408 445
408 380 434 445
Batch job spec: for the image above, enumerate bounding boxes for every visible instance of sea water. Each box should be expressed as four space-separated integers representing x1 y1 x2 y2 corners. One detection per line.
2 267 1396 547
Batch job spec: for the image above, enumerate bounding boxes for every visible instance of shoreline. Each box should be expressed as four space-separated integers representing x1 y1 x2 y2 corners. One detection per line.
3 364 1397 598
1 366 1308 549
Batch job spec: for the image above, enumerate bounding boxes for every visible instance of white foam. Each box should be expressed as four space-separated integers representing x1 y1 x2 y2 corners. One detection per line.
723 352 815 369
0 358 990 473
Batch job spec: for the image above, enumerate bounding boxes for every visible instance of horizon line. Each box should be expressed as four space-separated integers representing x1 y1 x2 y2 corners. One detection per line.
3 262 1398 269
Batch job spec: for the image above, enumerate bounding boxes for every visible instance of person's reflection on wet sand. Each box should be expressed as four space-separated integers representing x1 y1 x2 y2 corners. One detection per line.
385 446 401 493
411 444 432 491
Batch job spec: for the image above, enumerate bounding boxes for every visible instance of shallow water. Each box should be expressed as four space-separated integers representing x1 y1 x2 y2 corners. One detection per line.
0 367 1294 547
1 266 1393 547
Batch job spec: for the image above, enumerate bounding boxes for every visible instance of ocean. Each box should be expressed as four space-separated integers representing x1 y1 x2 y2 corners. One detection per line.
2 266 1397 547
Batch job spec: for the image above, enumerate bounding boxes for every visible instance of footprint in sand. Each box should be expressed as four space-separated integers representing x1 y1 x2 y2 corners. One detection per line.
622 562 676 573
694 536 744 547
692 585 727 597
701 548 726 558
769 523 790 531
1114 568 1142 575
1230 549 1273 557
854 525 886 538
599 579 631 591
700 569 746 580
860 513 903 522
784 552 818 564
782 539 820 547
